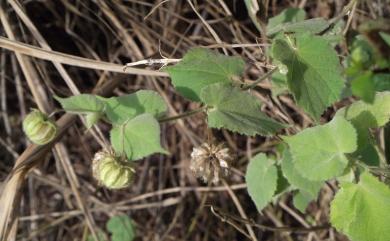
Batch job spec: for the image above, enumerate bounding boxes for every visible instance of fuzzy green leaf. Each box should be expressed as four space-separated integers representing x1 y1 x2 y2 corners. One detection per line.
55 94 105 113
110 114 168 160
272 34 344 119
200 83 285 136
246 154 278 211
336 91 390 128
330 172 390 241
336 92 390 166
106 215 135 241
166 48 245 101
293 191 315 213
267 8 306 36
102 90 167 125
281 149 322 196
267 18 329 36
351 71 375 103
271 71 288 96
285 116 357 181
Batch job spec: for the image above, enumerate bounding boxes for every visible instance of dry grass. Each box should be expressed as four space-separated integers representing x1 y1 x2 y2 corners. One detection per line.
0 0 387 240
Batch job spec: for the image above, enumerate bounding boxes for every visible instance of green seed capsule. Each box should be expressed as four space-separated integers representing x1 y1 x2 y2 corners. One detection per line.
23 109 57 145
92 150 134 189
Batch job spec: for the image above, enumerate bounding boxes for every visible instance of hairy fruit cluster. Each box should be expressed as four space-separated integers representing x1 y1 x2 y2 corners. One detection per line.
190 143 233 184
92 150 135 189
23 109 57 145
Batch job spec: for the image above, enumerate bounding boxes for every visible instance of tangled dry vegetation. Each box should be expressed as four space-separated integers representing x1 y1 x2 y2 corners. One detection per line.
0 0 388 240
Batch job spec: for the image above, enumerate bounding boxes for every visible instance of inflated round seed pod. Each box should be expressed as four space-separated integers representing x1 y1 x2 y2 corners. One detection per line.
23 109 57 145
92 150 134 189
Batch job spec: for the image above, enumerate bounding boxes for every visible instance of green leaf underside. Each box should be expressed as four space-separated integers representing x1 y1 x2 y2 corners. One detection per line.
102 90 167 125
267 18 329 36
335 92 390 166
106 215 135 241
267 8 306 36
272 34 344 119
55 94 105 113
285 116 357 181
281 149 322 196
330 172 390 241
110 114 167 161
165 48 245 101
85 112 102 129
246 154 278 211
200 83 285 136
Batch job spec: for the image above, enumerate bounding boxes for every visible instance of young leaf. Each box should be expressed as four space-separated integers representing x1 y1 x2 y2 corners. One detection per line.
106 215 135 241
246 154 278 211
281 149 322 196
200 83 286 136
272 34 344 119
102 90 167 125
110 113 168 161
55 94 105 113
165 48 245 101
330 172 390 241
285 116 357 181
267 18 329 36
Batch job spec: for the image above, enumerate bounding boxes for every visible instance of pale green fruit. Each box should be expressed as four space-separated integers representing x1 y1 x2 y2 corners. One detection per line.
23 109 57 145
92 150 134 189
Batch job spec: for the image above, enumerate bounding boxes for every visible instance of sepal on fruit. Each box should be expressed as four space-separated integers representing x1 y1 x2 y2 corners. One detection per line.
22 109 57 145
92 149 135 189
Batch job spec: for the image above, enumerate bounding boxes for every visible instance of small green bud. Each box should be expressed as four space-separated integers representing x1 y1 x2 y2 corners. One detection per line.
92 150 134 189
23 109 57 145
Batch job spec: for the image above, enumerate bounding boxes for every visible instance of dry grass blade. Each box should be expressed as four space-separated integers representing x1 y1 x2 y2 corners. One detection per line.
0 36 169 77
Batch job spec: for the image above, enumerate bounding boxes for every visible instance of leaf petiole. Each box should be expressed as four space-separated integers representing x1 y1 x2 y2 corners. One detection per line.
242 67 279 90
158 106 206 123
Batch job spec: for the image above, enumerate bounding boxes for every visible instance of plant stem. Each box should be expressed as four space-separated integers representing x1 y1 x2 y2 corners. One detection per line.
158 106 206 123
242 67 279 90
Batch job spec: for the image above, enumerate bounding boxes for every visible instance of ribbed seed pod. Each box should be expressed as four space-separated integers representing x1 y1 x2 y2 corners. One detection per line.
23 109 57 145
92 150 134 189
190 143 233 184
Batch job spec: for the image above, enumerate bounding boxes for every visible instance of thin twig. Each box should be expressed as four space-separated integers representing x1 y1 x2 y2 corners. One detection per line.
209 205 331 233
